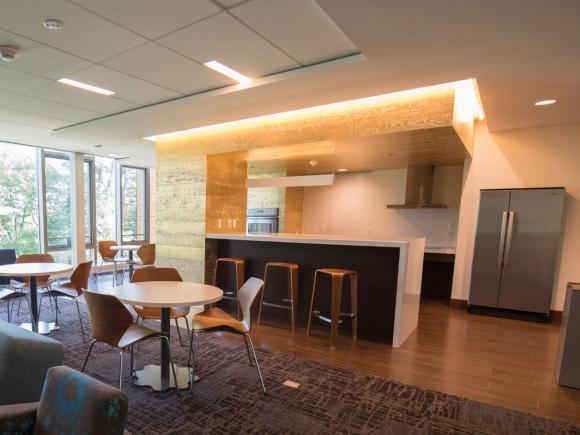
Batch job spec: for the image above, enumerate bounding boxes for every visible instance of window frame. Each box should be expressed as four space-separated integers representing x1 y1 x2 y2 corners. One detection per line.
119 164 149 245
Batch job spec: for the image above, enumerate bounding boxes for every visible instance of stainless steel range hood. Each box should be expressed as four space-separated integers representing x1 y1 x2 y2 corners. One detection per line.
387 166 447 209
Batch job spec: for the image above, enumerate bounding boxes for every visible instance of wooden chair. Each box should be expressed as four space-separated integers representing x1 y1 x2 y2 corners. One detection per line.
95 240 127 284
40 261 92 341
0 249 31 321
135 244 155 268
11 253 54 317
130 267 190 346
189 277 266 393
81 289 178 391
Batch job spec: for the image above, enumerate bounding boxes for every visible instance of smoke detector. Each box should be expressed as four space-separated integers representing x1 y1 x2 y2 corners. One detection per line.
43 19 63 30
0 46 19 62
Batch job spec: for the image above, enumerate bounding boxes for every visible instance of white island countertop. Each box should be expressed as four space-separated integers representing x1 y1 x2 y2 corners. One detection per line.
206 232 424 248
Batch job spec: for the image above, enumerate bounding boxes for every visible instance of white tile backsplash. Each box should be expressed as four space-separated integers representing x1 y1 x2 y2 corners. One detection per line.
301 168 460 248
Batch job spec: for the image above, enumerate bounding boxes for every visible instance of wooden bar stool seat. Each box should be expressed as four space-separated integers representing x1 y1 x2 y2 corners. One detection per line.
258 262 299 332
307 268 357 349
213 258 244 319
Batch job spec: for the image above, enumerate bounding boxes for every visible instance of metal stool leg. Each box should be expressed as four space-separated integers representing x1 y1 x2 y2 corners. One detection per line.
289 266 298 333
350 273 358 340
306 270 319 336
257 264 269 325
330 274 344 349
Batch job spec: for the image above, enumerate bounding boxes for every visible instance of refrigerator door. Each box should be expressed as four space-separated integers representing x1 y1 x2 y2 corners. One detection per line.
498 188 565 314
469 190 511 308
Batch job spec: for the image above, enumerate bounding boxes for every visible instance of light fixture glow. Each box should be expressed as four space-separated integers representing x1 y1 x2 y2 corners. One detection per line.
57 78 114 96
203 60 252 86
336 168 348 172
109 153 119 158
534 99 557 106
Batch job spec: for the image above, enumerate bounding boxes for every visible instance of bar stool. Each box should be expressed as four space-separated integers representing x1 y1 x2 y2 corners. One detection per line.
307 268 357 349
257 262 299 332
213 258 244 319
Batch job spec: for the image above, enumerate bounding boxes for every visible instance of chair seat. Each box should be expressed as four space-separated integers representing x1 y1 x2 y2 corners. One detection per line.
117 323 162 349
133 305 190 319
0 288 26 300
44 282 79 299
191 307 248 333
10 279 50 290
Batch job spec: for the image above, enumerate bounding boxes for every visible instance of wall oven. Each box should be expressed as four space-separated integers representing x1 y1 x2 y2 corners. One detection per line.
246 208 279 233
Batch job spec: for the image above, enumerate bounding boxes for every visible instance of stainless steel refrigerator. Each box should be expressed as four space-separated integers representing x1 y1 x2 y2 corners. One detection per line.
468 188 565 319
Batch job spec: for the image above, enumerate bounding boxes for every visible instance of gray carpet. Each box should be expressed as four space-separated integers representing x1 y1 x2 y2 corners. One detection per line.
1 297 579 435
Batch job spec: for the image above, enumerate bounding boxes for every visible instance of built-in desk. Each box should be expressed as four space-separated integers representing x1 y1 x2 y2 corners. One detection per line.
205 233 425 348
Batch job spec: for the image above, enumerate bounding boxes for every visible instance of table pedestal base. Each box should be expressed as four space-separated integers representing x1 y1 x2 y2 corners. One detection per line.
134 364 199 391
20 321 58 335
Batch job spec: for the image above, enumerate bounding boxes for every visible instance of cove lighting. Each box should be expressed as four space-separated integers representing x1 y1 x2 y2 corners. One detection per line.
204 60 252 86
57 78 114 96
336 168 348 172
534 99 557 106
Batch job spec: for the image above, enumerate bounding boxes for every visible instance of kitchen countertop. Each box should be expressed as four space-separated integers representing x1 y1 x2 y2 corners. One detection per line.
206 232 424 248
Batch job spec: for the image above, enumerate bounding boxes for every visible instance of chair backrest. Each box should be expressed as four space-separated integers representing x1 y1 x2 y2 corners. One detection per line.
238 277 264 332
69 260 93 296
0 249 16 285
36 366 128 435
16 253 54 284
98 240 117 261
131 267 182 283
82 289 134 347
136 243 155 266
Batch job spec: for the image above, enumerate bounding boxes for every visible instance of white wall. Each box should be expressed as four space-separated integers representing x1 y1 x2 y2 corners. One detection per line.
452 121 580 310
301 167 461 247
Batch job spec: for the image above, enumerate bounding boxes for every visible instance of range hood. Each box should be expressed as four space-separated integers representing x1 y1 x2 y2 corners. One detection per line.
387 166 447 209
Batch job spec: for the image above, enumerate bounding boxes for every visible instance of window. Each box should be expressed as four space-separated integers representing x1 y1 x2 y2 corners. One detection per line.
0 142 40 254
84 158 96 261
43 151 72 263
120 166 148 244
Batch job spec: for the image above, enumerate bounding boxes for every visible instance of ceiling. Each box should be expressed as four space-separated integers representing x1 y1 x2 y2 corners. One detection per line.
0 0 578 167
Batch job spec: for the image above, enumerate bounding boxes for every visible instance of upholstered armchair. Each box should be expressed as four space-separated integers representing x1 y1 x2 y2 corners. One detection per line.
0 366 129 435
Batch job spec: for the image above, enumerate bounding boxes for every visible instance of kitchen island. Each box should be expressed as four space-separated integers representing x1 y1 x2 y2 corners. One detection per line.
205 233 425 348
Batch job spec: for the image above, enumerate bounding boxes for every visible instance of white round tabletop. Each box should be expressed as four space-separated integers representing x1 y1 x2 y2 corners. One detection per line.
111 245 141 251
111 281 223 308
0 262 73 277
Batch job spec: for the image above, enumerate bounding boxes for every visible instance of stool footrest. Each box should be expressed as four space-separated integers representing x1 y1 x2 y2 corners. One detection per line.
313 310 356 324
262 301 292 310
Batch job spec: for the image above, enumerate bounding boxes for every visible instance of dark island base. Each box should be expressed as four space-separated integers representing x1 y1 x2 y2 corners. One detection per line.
206 239 401 343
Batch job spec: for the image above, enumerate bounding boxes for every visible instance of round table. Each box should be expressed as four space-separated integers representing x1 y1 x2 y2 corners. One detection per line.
111 245 141 283
0 262 73 334
112 281 223 391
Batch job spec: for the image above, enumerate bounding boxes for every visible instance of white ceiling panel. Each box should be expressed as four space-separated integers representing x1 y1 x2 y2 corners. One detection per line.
0 0 145 62
103 42 232 94
157 12 299 78
68 0 221 40
0 107 69 129
231 0 358 65
0 89 100 122
0 65 50 93
27 82 138 115
0 29 92 79
67 65 181 105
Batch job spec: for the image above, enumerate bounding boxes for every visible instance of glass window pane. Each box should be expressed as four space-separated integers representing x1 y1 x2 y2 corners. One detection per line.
84 160 93 247
95 156 116 263
0 143 40 254
44 153 72 251
121 166 147 243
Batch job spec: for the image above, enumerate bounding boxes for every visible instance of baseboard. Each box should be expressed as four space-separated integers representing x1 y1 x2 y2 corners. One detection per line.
449 298 467 310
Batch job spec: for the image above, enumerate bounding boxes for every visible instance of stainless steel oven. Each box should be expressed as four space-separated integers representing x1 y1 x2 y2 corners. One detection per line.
246 208 279 233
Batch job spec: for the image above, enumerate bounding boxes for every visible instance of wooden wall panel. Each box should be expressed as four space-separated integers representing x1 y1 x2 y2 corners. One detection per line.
284 187 304 233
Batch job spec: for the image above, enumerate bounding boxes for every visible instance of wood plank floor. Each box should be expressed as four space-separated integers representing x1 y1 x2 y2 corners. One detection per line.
249 300 580 426
91 274 580 426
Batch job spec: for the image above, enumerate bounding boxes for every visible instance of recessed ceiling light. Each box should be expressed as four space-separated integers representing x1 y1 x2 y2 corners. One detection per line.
336 168 348 172
58 78 114 96
43 19 63 30
534 99 557 106
203 60 252 86
0 46 19 62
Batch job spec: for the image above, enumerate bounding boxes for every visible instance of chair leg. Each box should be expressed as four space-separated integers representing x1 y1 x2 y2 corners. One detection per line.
243 334 254 366
6 300 11 322
75 299 85 342
38 294 44 319
306 270 319 336
82 339 97 372
175 318 183 347
118 350 123 391
184 316 191 342
160 336 179 389
245 334 266 393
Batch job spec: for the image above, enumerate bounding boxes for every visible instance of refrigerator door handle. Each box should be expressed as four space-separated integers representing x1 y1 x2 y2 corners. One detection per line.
503 211 515 267
497 211 508 268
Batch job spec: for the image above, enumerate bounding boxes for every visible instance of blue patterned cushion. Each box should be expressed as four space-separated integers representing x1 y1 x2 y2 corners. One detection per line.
35 366 128 435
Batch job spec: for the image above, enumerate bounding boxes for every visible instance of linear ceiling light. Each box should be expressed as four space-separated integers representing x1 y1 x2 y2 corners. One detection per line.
203 60 252 86
57 78 114 96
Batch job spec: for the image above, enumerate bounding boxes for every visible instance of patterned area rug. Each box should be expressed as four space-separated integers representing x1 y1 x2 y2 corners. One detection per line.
1 299 578 435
